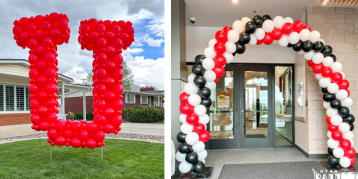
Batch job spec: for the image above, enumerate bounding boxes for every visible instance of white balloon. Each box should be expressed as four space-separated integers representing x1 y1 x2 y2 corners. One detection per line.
197 150 208 160
241 17 251 26
339 157 351 168
350 140 354 147
330 115 343 126
327 131 332 138
331 62 342 73
227 30 240 42
199 114 209 124
278 35 289 47
204 70 216 82
327 138 339 149
323 56 334 67
339 123 350 133
208 39 217 47
341 97 353 107
273 16 284 28
176 151 186 162
315 73 323 80
249 34 257 45
185 132 199 145
225 42 236 53
204 47 216 59
284 17 293 24
179 114 187 123
343 131 354 140
333 147 344 158
223 52 234 64
254 28 265 40
288 32 299 44
298 50 304 55
193 141 205 153
184 83 198 94
179 161 192 173
202 58 215 70
232 20 244 33
304 50 315 60
340 72 345 79
327 83 339 94
323 101 331 109
336 90 348 100
319 77 331 88
194 105 207 116
187 74 196 83
262 20 274 32
188 94 201 106
299 29 311 41
319 39 325 45
312 53 324 64
326 108 338 117
205 82 216 91
180 122 193 134
309 31 320 43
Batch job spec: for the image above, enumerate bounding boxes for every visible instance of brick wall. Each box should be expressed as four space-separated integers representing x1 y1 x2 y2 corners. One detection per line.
64 96 94 114
306 6 358 154
140 87 155 92
0 113 31 126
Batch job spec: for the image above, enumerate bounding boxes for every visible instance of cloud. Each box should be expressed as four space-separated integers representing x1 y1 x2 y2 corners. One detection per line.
127 48 144 54
145 37 164 47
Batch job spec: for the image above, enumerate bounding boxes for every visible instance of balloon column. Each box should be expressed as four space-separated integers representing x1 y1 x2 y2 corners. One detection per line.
176 14 355 172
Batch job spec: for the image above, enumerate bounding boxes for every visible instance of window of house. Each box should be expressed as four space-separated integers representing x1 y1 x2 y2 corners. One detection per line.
149 97 152 106
0 84 31 112
126 93 135 103
141 95 148 104
154 97 158 106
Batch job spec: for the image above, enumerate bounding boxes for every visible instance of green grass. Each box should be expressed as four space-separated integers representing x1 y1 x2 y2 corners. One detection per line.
0 139 164 179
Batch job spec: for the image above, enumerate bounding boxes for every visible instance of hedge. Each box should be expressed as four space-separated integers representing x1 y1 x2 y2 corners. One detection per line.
122 106 164 123
75 113 83 120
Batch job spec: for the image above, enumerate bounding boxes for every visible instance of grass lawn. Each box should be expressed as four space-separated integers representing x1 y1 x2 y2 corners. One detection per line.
0 139 164 179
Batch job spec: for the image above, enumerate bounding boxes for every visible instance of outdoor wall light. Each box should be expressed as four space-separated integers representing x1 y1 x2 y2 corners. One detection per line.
232 0 238 3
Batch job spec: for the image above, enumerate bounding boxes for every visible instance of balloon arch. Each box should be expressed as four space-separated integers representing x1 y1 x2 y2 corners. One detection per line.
176 14 355 173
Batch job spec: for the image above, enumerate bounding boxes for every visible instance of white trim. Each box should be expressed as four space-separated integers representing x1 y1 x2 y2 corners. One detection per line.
0 83 30 112
140 95 148 104
0 111 30 114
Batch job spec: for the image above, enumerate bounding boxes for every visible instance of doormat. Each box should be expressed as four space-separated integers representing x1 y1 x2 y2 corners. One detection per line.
219 161 326 179
245 134 266 138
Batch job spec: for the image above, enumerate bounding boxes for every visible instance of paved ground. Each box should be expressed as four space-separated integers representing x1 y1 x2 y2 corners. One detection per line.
0 123 164 139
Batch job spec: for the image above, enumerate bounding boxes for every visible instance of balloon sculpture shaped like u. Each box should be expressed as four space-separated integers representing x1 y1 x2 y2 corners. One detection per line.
12 12 134 149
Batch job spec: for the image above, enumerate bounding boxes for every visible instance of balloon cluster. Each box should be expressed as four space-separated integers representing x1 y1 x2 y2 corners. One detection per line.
176 14 355 172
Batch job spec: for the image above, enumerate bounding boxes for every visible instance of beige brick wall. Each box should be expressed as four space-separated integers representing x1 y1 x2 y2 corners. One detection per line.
306 6 358 154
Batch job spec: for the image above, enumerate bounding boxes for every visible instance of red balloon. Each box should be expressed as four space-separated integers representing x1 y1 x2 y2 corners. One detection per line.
214 42 226 55
346 89 350 97
338 80 350 90
55 120 66 131
302 25 312 32
31 114 41 125
54 136 66 146
328 124 338 132
307 60 314 67
293 20 304 33
104 124 115 133
214 55 226 67
71 138 81 148
321 67 332 78
94 131 105 142
212 66 225 77
193 123 206 135
340 139 351 150
344 148 356 158
256 39 263 45
199 131 211 143
282 23 293 35
223 26 233 34
39 121 49 131
326 117 331 125
47 128 58 139
214 77 219 83
263 33 273 45
312 63 324 74
350 157 356 166
330 72 343 83
331 131 342 140
86 138 97 149
186 113 199 125
179 102 194 114
215 30 227 42
271 28 283 40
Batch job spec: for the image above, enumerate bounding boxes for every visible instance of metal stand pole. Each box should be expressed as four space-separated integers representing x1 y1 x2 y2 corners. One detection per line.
101 146 103 160
50 144 52 160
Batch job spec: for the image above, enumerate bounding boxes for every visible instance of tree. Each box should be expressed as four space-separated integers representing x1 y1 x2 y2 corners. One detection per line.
82 62 135 90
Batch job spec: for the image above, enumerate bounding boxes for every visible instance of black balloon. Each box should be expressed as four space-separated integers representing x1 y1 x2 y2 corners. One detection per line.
323 92 336 102
302 40 313 52
195 55 206 65
287 43 293 48
252 15 263 28
262 15 272 21
350 124 354 131
193 161 205 173
185 152 198 164
178 142 192 154
245 21 257 34
192 64 205 76
328 155 340 166
232 52 236 56
292 40 302 52
239 32 250 44
177 132 186 143
339 107 350 118
330 54 336 62
236 42 246 54
330 99 341 109
343 114 355 125
321 45 333 56
194 75 206 88
313 41 324 52
198 87 211 99
322 88 328 93
328 148 334 155
200 98 212 108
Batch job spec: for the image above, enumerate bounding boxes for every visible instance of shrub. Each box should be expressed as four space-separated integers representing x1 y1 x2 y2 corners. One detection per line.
75 113 83 120
86 112 94 120
122 106 164 123
68 111 74 115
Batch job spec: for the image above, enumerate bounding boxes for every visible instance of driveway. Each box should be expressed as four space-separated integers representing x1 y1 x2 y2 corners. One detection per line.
119 123 164 136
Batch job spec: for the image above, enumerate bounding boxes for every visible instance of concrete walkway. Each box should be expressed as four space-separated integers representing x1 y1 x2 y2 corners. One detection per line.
0 123 164 139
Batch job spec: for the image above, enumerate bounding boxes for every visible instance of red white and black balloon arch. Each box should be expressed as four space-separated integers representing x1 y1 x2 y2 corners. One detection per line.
176 14 356 174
